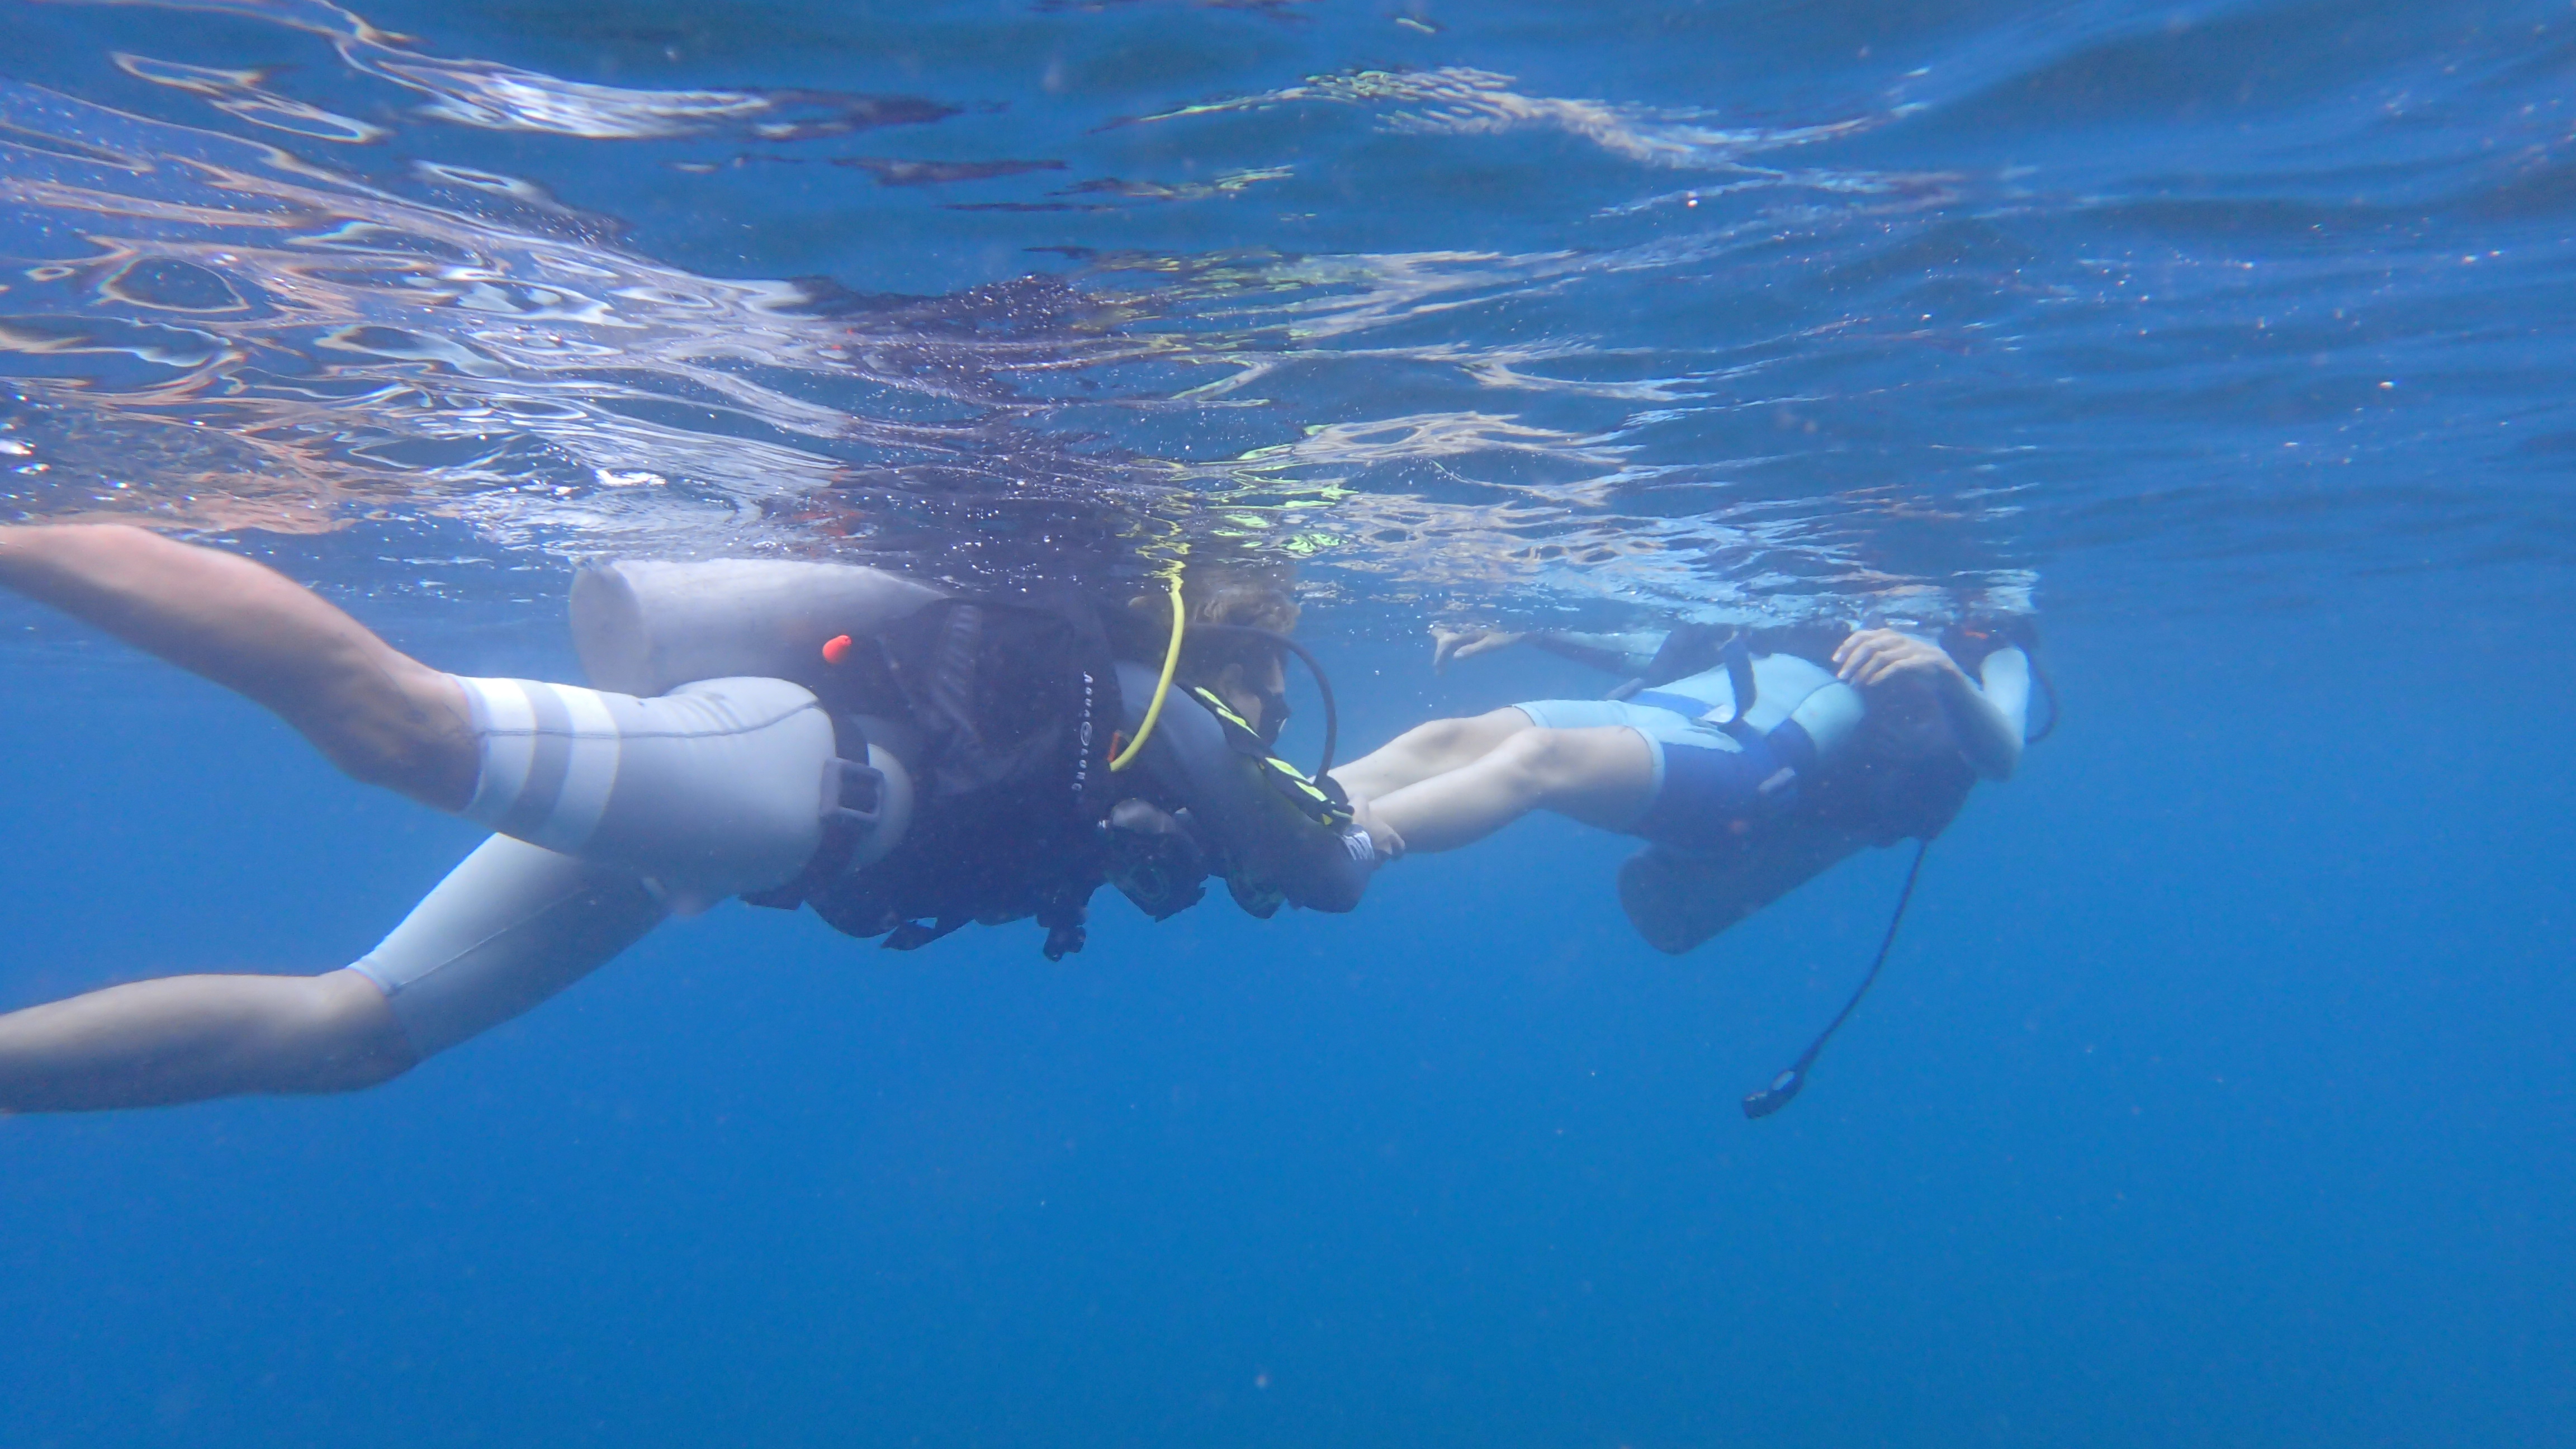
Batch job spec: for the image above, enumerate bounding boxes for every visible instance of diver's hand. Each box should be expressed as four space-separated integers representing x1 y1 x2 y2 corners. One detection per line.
1833 628 1964 690
1106 798 1187 836
1431 627 1525 674
1345 796 1407 863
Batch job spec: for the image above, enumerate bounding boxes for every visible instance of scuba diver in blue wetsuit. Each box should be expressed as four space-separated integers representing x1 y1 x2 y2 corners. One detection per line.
1336 621 2032 943
0 525 1375 1112
1330 618 2043 1113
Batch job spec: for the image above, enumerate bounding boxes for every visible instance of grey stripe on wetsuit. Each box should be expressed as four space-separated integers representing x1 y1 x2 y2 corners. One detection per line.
484 680 585 842
452 674 837 905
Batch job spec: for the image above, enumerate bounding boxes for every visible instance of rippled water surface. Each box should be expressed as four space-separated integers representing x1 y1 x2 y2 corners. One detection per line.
7 0 2568 624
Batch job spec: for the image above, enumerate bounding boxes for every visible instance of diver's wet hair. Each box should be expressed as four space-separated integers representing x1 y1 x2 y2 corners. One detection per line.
1112 562 1303 736
1113 561 1299 645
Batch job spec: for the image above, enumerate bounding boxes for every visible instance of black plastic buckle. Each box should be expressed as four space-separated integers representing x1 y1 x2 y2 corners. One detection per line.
827 756 886 842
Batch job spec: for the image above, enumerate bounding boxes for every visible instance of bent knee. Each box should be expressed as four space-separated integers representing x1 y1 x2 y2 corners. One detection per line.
345 672 476 802
1403 708 1531 755
1396 715 1480 752
1495 727 1583 780
280 972 419 1093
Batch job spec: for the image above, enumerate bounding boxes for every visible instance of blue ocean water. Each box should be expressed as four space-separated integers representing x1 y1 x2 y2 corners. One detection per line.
2 1 2572 1445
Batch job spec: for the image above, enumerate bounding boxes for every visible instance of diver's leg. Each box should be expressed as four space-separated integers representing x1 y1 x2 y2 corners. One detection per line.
1365 725 1656 854
443 676 837 908
349 834 667 1059
0 835 669 1113
0 524 475 808
0 970 413 1112
1328 708 1535 803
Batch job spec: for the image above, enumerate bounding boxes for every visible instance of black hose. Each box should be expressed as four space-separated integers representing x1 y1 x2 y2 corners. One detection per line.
1187 623 1339 779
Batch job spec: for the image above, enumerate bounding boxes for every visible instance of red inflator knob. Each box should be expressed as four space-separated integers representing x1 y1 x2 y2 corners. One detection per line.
820 633 854 666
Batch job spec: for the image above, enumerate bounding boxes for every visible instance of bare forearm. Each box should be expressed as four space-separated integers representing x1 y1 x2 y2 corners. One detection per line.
1836 628 2023 782
0 525 475 806
1939 669 2022 780
1526 630 1664 676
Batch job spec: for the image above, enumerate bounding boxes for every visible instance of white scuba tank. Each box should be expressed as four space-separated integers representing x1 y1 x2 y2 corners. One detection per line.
569 558 946 697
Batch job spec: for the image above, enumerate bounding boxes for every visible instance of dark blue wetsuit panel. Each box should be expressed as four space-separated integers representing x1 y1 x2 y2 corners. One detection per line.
1628 717 1819 851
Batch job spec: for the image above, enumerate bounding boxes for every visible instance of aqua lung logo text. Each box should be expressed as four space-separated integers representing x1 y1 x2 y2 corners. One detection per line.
1073 670 1095 799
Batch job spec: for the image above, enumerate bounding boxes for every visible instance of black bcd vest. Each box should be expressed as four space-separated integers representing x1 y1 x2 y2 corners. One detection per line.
745 595 1126 960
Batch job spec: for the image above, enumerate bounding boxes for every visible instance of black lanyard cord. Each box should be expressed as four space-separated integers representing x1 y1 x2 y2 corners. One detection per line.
1742 840 1931 1120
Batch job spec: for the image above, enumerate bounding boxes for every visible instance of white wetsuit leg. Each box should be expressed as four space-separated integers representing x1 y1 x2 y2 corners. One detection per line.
347 673 844 1059
346 835 668 1058
449 674 840 910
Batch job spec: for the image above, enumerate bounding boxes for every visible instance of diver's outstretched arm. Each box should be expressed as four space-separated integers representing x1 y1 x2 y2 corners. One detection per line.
0 970 414 1112
1431 627 1665 676
0 524 476 808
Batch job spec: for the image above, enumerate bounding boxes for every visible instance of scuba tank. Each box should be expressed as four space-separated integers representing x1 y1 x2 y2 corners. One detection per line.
570 558 945 698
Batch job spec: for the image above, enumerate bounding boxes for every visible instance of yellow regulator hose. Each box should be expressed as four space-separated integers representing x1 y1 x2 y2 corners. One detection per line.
1109 569 1186 773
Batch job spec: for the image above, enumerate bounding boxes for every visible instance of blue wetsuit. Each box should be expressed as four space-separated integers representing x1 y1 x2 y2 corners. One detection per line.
1510 629 2028 853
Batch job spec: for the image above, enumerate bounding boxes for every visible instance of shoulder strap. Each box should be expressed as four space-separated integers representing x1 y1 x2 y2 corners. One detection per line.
1639 623 1734 689
1713 633 1756 727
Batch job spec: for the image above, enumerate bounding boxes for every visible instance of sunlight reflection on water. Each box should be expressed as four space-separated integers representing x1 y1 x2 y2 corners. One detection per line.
8 0 2564 626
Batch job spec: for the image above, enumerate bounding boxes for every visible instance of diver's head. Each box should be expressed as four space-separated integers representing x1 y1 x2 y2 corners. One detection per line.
1123 561 1300 736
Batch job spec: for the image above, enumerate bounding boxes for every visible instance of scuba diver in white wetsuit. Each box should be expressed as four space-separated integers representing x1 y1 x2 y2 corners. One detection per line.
0 525 1377 1112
